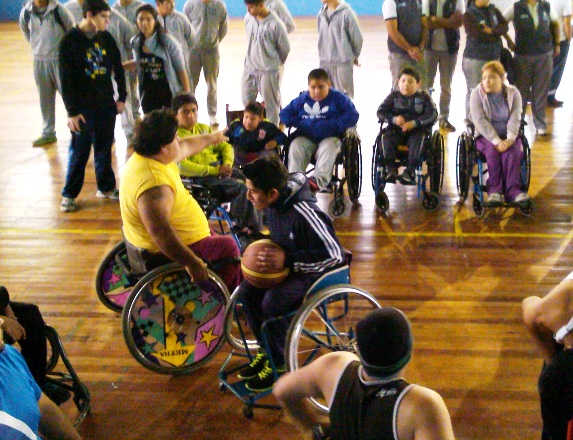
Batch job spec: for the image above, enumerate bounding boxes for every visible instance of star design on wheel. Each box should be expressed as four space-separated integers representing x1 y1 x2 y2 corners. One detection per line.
198 290 212 305
199 325 219 350
142 290 158 308
109 272 121 284
176 331 187 345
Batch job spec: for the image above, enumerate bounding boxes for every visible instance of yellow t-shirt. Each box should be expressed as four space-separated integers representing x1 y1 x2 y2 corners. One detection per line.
119 153 210 252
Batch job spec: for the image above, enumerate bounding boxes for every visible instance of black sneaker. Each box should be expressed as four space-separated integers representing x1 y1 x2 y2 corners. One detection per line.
439 119 456 132
398 168 416 185
237 353 268 380
385 166 398 183
245 363 285 392
547 97 564 108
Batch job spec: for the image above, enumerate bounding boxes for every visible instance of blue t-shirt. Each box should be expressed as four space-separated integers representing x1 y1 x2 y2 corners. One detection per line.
0 344 42 439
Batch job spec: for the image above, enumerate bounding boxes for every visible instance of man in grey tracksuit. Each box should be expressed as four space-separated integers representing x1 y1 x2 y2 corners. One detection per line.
184 0 228 126
266 0 296 33
156 0 197 82
317 0 363 99
65 0 136 139
19 0 75 147
113 0 144 121
242 0 290 127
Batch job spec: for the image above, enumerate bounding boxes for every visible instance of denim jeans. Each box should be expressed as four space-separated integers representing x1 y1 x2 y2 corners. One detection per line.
62 106 117 199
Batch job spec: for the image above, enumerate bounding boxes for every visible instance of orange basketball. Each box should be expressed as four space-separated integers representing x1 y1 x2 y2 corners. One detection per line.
241 239 290 289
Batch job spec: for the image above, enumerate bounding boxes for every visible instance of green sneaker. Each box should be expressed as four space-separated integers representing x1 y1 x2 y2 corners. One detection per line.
32 136 57 147
245 363 285 392
237 353 268 380
60 197 78 213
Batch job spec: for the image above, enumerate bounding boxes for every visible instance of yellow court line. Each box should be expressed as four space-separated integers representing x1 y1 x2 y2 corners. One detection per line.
2 227 573 240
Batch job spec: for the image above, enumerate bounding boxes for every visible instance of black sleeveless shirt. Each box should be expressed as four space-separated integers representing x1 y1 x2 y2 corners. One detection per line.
330 361 414 440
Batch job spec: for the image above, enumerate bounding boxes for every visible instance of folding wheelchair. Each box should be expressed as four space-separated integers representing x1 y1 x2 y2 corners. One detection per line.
455 120 533 218
45 324 91 426
282 128 362 217
218 263 381 418
95 183 240 313
371 125 444 213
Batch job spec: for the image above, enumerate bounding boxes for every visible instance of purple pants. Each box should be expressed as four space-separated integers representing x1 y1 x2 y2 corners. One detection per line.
476 137 524 202
190 234 242 293
237 272 320 366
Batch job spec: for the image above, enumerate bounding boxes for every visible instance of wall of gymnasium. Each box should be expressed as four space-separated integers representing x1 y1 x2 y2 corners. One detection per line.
1 0 381 22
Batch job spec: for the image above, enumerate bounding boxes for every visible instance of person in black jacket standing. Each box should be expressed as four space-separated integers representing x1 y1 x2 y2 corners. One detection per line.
236 155 346 393
58 0 126 212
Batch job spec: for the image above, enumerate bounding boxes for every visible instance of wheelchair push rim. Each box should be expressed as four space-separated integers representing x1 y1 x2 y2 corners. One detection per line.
223 287 260 352
285 285 381 414
122 264 230 375
95 241 135 312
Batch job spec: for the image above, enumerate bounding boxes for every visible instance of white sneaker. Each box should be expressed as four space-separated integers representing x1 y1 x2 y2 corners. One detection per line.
60 197 78 213
488 192 503 204
96 189 119 200
514 193 529 203
209 115 219 127
537 128 547 135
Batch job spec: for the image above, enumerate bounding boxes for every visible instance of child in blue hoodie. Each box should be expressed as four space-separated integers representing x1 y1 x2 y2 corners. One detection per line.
280 68 359 192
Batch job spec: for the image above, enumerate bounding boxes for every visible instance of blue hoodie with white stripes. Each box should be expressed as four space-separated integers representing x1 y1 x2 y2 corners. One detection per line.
266 172 345 274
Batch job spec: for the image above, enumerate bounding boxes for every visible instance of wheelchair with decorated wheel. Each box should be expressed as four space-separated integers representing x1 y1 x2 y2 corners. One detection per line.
371 122 444 213
281 128 362 217
456 119 533 218
218 258 381 419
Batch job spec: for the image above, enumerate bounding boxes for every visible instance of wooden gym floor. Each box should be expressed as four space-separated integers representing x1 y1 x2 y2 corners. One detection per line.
1 16 573 439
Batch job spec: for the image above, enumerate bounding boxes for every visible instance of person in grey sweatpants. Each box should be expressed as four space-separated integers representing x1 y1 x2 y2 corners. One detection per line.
504 0 560 135
156 0 196 81
65 0 136 139
184 0 228 127
242 0 290 127
317 0 363 100
113 0 145 121
266 0 295 33
19 0 75 147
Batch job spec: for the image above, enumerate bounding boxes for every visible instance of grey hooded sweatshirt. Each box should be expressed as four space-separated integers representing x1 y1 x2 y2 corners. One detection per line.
317 1 363 66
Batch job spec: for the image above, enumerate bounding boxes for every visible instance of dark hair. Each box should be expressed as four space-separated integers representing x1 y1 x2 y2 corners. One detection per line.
308 68 330 84
244 101 264 117
132 108 178 157
242 155 289 194
398 66 421 83
244 0 265 4
82 0 111 18
171 92 198 113
136 4 163 54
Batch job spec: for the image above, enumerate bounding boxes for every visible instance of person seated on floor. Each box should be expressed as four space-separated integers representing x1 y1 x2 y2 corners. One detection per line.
235 155 346 392
0 286 70 405
0 318 82 440
173 92 263 236
119 108 242 291
273 307 455 440
522 270 573 440
470 60 530 206
280 68 359 193
224 101 287 168
376 66 438 185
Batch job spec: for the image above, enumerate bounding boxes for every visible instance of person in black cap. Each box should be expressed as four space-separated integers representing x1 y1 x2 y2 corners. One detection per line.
273 307 455 440
522 271 573 440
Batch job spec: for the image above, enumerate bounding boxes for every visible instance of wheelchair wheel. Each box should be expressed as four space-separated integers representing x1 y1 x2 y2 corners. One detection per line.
344 132 362 203
521 135 531 192
329 197 346 217
472 194 485 218
375 188 390 213
429 131 444 194
422 191 440 212
285 285 381 413
95 241 136 312
122 264 230 375
456 133 473 201
371 133 384 191
223 288 260 352
46 324 60 374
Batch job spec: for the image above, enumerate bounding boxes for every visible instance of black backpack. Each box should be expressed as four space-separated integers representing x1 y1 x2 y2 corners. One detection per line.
23 4 68 33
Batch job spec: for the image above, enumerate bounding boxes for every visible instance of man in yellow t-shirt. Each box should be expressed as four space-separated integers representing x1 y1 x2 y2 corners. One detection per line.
119 108 241 291
173 92 262 235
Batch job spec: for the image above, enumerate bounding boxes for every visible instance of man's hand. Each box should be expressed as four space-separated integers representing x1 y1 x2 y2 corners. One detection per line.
1 316 26 341
408 46 423 62
353 58 361 67
256 247 286 273
554 45 561 57
401 121 417 132
218 164 233 177
394 115 407 127
116 101 125 114
185 258 210 283
211 131 229 145
68 114 86 133
265 140 278 150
